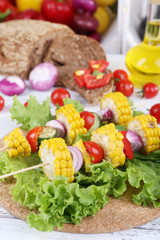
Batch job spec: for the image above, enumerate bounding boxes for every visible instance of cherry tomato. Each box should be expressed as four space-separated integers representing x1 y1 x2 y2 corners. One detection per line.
0 96 4 111
113 69 128 81
83 141 104 164
80 111 95 131
26 126 43 152
24 102 28 107
143 82 159 98
150 103 160 123
51 88 70 106
115 79 134 97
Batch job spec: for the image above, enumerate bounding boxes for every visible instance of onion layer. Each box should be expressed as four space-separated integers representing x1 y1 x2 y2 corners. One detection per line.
97 108 113 121
67 146 83 172
126 130 143 152
46 120 66 138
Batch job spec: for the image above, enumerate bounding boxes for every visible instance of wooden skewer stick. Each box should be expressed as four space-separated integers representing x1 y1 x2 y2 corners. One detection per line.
0 162 49 180
0 146 9 153
130 102 147 109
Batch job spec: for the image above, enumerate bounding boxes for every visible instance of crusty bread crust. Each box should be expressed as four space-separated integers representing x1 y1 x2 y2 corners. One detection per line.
0 20 74 78
44 34 106 67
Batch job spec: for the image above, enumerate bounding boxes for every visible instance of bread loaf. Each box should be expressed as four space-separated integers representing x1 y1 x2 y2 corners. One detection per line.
0 20 74 78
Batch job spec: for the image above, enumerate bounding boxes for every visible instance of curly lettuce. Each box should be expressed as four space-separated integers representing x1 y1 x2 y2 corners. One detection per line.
125 157 160 208
10 95 53 130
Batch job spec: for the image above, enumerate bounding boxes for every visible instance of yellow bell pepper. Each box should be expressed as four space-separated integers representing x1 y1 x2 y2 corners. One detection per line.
95 0 117 6
94 6 110 34
16 0 43 12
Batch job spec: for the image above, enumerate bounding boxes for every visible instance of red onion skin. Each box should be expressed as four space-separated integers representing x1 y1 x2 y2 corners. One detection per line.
126 130 143 152
97 108 113 121
73 12 99 32
72 0 97 14
29 63 58 91
0 77 26 96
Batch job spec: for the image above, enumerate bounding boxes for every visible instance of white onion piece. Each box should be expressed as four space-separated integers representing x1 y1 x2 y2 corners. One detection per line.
0 76 26 96
29 63 58 91
97 108 113 121
67 146 83 172
126 130 143 152
46 120 66 138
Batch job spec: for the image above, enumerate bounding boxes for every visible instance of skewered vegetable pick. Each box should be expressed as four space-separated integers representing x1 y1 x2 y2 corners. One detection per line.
127 115 160 154
56 104 87 145
3 128 31 157
91 123 125 168
39 138 74 183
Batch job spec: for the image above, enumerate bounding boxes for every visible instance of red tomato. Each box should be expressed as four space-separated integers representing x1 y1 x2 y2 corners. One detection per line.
80 111 95 130
115 79 134 97
113 69 128 81
51 88 70 106
0 96 4 111
83 141 104 163
150 103 160 123
143 82 159 98
26 126 43 152
24 102 28 107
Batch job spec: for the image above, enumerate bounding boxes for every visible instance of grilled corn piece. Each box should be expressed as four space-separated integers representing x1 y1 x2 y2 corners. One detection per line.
39 138 74 182
56 104 87 145
72 139 91 172
127 115 160 154
3 128 31 157
91 123 125 168
100 92 132 125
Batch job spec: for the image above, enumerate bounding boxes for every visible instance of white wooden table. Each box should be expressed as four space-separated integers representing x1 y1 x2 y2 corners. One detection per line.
0 54 160 240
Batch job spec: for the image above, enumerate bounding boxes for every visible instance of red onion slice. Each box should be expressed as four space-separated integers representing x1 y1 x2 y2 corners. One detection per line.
46 120 66 138
67 146 83 172
97 108 113 121
126 130 143 152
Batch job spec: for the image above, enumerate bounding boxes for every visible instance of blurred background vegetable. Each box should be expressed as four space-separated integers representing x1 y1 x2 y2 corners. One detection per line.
0 0 117 41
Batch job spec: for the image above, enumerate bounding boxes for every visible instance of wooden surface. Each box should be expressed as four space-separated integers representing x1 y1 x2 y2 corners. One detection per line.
0 54 160 239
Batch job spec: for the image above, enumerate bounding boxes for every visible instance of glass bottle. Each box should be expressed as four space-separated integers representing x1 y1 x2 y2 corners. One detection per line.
125 0 160 88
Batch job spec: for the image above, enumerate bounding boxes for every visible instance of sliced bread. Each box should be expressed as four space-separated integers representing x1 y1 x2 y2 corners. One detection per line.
0 20 74 78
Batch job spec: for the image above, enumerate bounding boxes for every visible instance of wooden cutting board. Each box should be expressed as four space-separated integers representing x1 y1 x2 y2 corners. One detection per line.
0 138 160 233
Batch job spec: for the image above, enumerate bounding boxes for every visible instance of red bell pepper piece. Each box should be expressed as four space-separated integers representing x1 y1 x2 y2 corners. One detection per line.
89 60 109 72
120 130 133 160
0 0 18 21
83 71 112 89
13 9 46 20
74 68 91 87
41 0 75 26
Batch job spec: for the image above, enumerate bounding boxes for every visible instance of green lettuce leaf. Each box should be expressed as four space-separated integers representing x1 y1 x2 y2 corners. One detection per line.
115 125 127 131
27 176 110 232
127 97 134 107
10 95 53 130
56 98 84 113
73 132 91 143
125 158 160 207
75 160 127 198
132 110 144 117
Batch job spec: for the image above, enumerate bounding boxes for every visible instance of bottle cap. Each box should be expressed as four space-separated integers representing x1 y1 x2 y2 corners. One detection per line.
150 0 160 4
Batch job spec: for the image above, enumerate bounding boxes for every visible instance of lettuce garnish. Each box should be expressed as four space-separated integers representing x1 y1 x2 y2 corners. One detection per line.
10 95 53 130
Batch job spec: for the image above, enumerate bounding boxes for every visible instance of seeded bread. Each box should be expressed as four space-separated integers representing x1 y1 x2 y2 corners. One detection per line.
0 20 74 78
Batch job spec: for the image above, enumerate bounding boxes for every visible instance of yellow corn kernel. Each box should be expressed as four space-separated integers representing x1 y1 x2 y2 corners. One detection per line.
56 104 87 145
127 115 160 154
39 138 74 182
91 123 125 167
4 128 31 157
100 92 132 125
